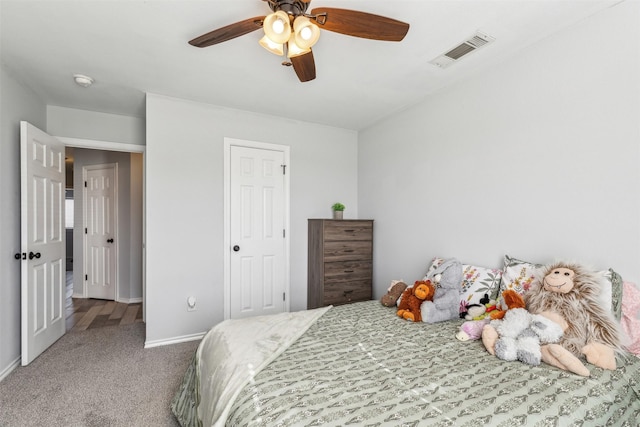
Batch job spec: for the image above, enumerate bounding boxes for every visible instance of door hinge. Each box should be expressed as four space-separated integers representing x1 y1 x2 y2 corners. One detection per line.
84 181 87 188
85 227 88 234
281 164 286 175
283 229 285 238
85 274 88 281
283 292 286 302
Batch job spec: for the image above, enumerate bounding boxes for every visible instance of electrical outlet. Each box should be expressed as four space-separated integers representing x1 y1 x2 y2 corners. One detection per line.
187 296 197 312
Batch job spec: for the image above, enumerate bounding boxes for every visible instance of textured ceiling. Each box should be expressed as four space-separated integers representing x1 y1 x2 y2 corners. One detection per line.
0 0 622 130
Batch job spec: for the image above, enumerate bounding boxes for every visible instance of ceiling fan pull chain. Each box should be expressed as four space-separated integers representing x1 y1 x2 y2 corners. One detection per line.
281 43 292 66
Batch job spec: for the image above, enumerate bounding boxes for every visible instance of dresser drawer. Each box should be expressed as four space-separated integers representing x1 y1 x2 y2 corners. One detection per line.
324 261 372 283
323 241 372 262
324 221 372 241
323 280 372 306
308 219 374 309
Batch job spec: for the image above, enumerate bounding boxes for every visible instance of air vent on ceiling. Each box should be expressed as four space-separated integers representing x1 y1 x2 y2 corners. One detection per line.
429 31 495 69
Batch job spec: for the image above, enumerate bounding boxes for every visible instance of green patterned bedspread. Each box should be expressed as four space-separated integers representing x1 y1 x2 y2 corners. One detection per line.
173 300 640 426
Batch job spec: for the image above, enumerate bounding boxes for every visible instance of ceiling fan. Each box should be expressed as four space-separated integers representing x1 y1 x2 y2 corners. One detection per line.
188 0 410 82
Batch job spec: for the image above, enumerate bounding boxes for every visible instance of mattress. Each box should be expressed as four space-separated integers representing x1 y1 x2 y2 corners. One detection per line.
172 300 640 426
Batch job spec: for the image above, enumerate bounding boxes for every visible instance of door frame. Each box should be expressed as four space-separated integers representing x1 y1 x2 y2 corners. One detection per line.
82 162 119 301
223 137 291 320
57 137 145 320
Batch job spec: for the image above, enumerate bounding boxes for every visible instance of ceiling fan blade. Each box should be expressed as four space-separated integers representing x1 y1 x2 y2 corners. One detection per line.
310 8 409 41
189 16 265 47
291 50 316 82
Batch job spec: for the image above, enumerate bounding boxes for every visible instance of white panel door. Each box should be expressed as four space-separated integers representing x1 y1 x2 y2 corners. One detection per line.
20 121 66 366
84 164 117 300
230 146 286 319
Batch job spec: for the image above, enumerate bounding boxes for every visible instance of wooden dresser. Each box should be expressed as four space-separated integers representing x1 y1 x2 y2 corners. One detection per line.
307 219 373 309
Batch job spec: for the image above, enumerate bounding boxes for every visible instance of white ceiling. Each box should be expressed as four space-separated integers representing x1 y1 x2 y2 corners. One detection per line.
0 0 622 130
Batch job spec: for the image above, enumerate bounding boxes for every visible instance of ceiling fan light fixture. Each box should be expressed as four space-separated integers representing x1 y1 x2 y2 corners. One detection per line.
293 16 320 49
259 35 284 56
263 11 291 44
188 3 409 83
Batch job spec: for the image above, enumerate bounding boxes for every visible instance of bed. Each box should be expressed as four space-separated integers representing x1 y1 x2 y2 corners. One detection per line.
172 299 640 426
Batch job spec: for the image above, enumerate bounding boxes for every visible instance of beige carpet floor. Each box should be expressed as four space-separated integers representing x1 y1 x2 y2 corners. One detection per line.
0 323 199 427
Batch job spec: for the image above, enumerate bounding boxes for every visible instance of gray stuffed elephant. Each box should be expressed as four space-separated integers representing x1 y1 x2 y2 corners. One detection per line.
420 258 463 323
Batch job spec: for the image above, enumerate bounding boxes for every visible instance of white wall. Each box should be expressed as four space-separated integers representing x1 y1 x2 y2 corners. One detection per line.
0 66 47 378
47 105 145 146
358 1 640 297
145 94 358 344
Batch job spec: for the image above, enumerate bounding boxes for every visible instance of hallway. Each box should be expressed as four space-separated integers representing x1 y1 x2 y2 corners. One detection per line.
65 272 143 331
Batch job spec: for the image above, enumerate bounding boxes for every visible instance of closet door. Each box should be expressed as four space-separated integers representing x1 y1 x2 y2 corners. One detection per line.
229 145 286 319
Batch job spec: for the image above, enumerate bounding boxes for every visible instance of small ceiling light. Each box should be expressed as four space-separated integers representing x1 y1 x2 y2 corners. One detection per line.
287 39 310 58
293 16 320 50
73 74 94 88
263 11 291 44
259 35 284 56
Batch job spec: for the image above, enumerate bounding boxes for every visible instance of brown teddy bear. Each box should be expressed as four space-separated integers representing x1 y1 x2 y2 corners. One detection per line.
380 280 408 307
397 280 436 322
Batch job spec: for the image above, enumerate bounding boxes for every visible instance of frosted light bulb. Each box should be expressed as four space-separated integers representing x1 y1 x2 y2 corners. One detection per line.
273 19 285 34
300 26 312 40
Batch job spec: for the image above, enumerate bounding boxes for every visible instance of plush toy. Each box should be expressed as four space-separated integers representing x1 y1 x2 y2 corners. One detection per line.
483 307 564 366
460 294 499 320
397 280 435 322
461 290 523 342
524 262 625 376
421 258 463 323
481 289 527 346
456 295 500 341
456 318 491 341
489 289 526 320
380 280 408 307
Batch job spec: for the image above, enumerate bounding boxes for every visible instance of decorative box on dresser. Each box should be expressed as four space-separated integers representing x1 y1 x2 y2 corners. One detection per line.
307 219 373 309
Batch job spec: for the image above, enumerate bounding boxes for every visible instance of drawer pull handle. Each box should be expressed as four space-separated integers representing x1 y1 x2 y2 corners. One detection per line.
344 229 355 233
343 290 354 296
343 270 354 273
343 249 354 253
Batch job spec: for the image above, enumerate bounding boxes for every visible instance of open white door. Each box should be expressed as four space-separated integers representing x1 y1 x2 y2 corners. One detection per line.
20 121 66 366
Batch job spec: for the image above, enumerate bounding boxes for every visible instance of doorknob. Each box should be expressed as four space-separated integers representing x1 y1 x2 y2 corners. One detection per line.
28 251 41 260
233 245 240 252
107 238 114 243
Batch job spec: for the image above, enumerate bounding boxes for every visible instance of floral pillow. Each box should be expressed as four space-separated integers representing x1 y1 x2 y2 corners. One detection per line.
459 264 502 310
498 254 542 296
424 257 502 314
425 257 445 278
598 268 623 321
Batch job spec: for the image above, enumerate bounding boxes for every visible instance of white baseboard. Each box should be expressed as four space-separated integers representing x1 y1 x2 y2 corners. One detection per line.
0 357 21 382
117 297 143 304
71 295 142 304
144 332 204 349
